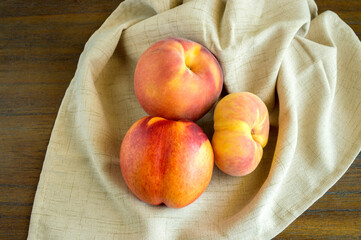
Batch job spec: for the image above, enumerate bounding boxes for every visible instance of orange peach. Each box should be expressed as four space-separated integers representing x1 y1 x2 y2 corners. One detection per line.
120 116 214 208
212 92 269 176
134 37 223 121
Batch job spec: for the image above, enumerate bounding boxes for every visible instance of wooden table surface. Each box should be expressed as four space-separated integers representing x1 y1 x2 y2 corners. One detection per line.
0 0 360 239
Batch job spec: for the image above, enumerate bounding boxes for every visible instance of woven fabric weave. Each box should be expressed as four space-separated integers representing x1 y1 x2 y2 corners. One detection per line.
28 0 361 239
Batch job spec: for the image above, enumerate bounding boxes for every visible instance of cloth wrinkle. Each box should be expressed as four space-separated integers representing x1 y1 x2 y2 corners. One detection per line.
27 0 361 239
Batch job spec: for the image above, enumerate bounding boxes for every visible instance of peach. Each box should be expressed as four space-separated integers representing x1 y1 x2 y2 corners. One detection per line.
134 37 223 121
212 92 269 176
120 116 214 208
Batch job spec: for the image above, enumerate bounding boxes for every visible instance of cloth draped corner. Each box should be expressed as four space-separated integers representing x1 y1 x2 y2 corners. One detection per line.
28 0 361 239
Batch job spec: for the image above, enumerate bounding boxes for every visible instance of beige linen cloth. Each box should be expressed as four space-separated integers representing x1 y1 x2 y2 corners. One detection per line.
28 0 361 239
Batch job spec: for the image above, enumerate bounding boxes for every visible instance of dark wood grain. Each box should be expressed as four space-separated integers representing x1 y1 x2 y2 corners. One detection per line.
275 1 361 239
0 1 360 239
0 2 120 239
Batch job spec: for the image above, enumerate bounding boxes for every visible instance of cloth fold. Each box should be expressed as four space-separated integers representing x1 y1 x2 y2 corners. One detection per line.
28 0 361 239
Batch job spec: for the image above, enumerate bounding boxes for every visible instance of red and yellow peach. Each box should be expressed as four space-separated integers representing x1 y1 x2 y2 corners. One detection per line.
212 92 270 176
120 116 214 208
134 37 223 121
